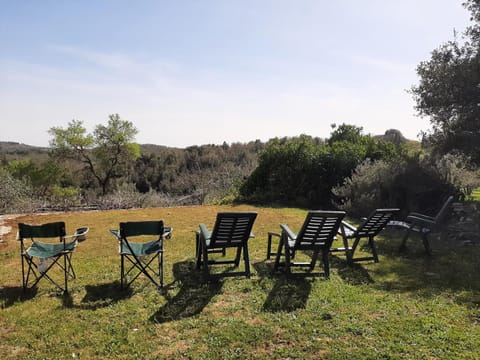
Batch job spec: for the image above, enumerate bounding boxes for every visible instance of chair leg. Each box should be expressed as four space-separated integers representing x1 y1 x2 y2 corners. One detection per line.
121 254 125 290
64 253 68 293
267 233 272 260
273 234 285 271
422 233 431 255
322 248 330 279
369 236 379 263
22 255 37 290
349 237 361 265
399 228 412 251
341 235 351 263
195 232 200 260
310 250 319 271
21 254 27 291
284 246 292 276
243 244 250 278
202 244 210 276
267 232 281 260
158 251 164 288
196 237 202 270
234 247 242 267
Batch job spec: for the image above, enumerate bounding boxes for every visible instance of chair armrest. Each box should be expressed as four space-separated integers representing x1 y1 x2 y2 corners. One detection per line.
65 227 89 242
280 224 297 241
109 229 121 240
406 215 436 229
340 220 357 232
163 226 173 239
199 224 211 241
338 220 357 238
408 212 435 221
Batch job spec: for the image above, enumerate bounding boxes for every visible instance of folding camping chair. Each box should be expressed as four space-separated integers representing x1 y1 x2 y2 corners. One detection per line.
196 212 257 278
331 208 399 264
18 222 89 293
109 221 172 289
273 211 345 279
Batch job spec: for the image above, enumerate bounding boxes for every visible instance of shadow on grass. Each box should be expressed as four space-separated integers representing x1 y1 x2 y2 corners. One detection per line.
150 260 223 323
254 261 313 312
61 282 133 309
365 228 480 306
330 256 374 285
0 286 38 309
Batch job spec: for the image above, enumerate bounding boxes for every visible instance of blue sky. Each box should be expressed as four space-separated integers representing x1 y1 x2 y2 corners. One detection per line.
0 0 471 147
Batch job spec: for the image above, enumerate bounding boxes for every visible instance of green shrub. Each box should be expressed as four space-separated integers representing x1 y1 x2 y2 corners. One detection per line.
49 185 81 209
0 168 37 213
333 153 480 216
239 126 405 207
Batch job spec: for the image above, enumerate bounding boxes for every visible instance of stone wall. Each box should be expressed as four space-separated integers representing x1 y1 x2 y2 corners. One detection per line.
447 201 480 244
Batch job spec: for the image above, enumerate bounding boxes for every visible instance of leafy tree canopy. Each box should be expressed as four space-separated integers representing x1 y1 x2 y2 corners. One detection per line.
411 0 480 165
49 114 140 195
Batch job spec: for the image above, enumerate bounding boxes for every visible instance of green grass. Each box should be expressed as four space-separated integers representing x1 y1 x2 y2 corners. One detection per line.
1 205 480 359
470 188 480 201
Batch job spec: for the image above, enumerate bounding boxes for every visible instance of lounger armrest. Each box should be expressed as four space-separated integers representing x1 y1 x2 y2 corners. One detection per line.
337 220 356 238
340 220 357 232
280 224 297 241
408 212 435 221
406 215 436 228
199 224 211 241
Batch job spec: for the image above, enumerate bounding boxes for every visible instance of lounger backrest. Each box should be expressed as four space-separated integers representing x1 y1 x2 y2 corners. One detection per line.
434 196 454 223
210 212 257 247
355 208 399 237
295 211 345 248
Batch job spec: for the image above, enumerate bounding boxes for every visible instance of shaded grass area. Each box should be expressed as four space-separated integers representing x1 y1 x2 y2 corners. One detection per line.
1 205 479 359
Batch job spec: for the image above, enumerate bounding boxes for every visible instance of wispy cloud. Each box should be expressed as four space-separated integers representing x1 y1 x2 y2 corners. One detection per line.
0 45 425 147
352 55 414 74
48 44 137 70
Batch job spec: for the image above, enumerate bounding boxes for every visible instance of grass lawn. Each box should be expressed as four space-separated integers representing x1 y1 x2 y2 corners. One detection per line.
1 205 480 359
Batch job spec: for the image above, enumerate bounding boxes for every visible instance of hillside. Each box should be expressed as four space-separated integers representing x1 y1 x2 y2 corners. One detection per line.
0 129 416 158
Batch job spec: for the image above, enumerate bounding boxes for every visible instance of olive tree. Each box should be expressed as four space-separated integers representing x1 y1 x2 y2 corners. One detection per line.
49 114 140 195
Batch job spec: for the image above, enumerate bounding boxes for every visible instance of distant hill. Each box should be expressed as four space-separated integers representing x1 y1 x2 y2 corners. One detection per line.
0 129 418 161
0 141 50 162
0 141 49 153
374 129 409 145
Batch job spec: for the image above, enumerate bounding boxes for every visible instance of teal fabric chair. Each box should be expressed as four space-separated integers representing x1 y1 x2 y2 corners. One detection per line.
110 221 172 289
18 222 88 293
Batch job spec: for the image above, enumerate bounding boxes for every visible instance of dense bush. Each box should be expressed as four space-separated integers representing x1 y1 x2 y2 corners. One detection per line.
133 141 261 204
333 153 480 217
239 126 404 207
0 169 38 213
